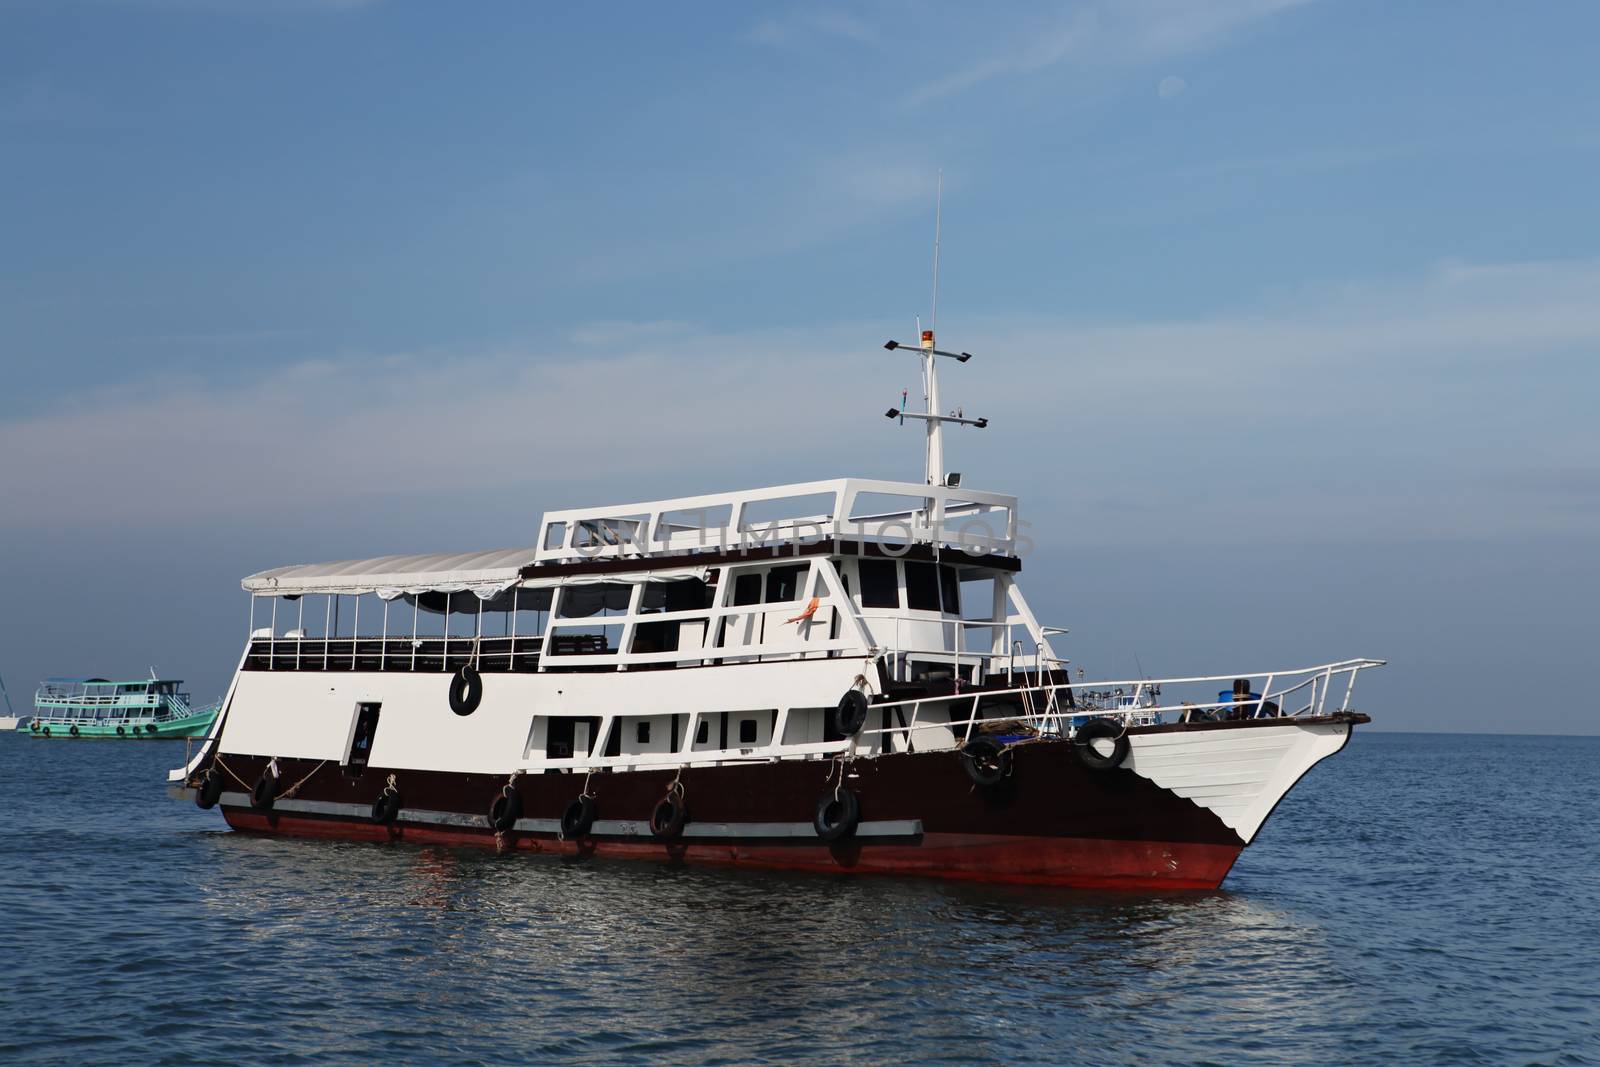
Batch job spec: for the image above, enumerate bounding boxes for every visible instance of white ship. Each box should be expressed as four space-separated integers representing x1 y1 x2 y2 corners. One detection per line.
171 328 1382 889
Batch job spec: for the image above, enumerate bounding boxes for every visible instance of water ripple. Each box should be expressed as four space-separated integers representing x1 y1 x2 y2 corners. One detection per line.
1 733 1596 1065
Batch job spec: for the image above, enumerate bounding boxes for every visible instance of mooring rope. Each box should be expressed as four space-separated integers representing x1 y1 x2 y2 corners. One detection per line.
277 760 327 800
213 755 252 791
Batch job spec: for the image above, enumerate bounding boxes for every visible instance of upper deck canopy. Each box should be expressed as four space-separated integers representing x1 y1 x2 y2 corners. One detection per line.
242 548 540 598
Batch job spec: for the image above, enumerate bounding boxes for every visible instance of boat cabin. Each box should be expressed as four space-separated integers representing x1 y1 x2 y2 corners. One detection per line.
235 479 1071 771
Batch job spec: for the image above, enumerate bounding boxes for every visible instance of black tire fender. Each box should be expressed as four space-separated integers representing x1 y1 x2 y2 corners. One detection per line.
649 795 688 840
813 788 861 841
69 725 79 737
371 790 402 824
1075 718 1131 771
961 736 1012 787
831 689 869 737
195 770 224 810
448 665 483 716
251 770 277 811
561 795 597 838
488 786 521 833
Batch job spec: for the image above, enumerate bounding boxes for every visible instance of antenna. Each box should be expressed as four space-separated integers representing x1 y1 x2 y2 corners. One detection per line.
882 170 987 486
931 169 942 333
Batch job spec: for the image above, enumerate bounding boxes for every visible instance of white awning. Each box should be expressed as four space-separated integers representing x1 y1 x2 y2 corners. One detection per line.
242 549 712 599
242 548 539 598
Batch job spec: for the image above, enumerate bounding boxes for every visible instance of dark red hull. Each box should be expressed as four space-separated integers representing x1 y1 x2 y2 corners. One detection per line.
221 807 1241 889
201 734 1255 890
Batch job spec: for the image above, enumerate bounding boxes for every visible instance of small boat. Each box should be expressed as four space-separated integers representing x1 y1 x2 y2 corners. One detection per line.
31 675 220 739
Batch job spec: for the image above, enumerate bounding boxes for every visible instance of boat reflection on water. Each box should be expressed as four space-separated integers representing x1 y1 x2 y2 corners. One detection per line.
187 833 1372 1063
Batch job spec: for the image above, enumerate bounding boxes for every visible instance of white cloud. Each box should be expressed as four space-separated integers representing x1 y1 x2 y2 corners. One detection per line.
904 0 1307 107
3 259 1597 549
1157 74 1188 99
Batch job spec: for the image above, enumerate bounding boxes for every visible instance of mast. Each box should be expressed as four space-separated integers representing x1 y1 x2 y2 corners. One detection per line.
883 172 987 486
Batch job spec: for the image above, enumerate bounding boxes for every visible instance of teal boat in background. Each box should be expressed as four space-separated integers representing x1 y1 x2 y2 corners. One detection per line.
29 676 219 739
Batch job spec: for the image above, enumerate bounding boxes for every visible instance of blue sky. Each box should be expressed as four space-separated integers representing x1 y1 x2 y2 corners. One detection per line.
2 1 1597 732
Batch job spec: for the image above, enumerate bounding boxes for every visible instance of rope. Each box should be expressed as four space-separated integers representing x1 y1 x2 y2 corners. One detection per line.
277 760 327 800
213 755 252 791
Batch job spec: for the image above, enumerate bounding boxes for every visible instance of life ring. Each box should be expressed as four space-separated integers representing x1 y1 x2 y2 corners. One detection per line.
69 725 80 737
830 689 869 737
561 795 597 838
195 770 224 810
1075 718 1130 771
116 726 126 737
371 789 402 825
961 736 1011 786
813 788 861 841
488 785 521 833
449 665 483 716
649 794 688 840
251 769 278 810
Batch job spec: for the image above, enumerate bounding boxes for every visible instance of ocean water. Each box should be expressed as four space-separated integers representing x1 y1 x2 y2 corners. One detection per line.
0 731 1595 1066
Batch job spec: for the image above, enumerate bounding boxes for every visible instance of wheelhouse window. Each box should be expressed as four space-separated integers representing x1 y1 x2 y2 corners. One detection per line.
858 559 899 608
904 561 941 612
765 565 805 603
732 573 763 606
939 565 961 615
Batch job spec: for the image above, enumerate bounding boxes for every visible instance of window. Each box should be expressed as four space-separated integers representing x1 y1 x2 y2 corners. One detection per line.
858 559 899 608
765 565 805 603
905 562 941 612
636 721 651 744
732 573 763 606
739 718 757 744
695 720 709 745
939 565 960 615
557 583 631 619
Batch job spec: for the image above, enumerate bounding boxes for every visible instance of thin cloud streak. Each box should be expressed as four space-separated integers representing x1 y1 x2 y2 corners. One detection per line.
903 0 1310 107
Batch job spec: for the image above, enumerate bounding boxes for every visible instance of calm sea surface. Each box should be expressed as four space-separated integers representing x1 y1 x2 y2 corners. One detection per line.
0 731 1595 1066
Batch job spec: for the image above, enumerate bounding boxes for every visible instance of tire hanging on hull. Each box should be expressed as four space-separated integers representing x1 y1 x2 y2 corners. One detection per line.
1075 719 1130 771
961 736 1012 786
488 786 521 833
813 789 860 841
449 666 483 716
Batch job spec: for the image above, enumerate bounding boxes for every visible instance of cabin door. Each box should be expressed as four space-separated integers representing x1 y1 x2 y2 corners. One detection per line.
343 702 381 778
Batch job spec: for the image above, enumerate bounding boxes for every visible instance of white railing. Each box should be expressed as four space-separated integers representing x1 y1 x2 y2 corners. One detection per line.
534 478 1019 564
520 658 1385 774
857 658 1387 751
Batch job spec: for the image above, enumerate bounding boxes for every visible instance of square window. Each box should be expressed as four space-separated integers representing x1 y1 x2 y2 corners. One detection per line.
858 559 899 608
695 721 709 745
739 719 757 744
905 562 941 612
636 721 651 744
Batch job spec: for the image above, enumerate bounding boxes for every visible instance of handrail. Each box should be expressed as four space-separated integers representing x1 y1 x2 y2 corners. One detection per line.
517 658 1385 773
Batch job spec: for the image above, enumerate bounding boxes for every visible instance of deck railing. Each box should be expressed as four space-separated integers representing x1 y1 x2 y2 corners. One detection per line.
855 658 1388 752
515 659 1385 773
